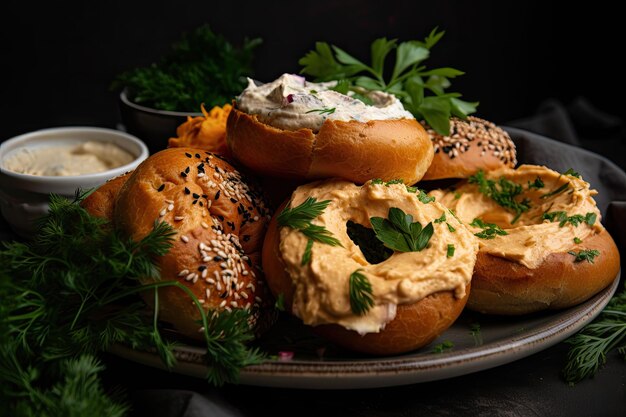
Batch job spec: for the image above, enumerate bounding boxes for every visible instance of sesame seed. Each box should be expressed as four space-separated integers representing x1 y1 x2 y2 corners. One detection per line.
219 300 227 308
178 269 189 277
241 292 249 299
159 208 167 217
203 256 212 262
201 222 209 229
185 273 195 281
157 184 165 192
202 269 208 278
206 288 211 298
174 216 185 221
167 203 174 211
181 235 189 243
242 270 249 276
255 296 262 303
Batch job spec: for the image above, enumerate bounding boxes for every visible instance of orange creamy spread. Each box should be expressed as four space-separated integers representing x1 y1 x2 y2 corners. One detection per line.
279 180 478 334
430 164 603 269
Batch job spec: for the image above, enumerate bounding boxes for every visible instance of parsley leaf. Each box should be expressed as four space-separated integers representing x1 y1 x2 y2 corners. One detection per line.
446 244 455 258
299 28 477 135
468 170 530 223
542 211 597 228
568 249 600 263
564 168 581 178
470 218 508 239
432 340 454 353
370 207 434 252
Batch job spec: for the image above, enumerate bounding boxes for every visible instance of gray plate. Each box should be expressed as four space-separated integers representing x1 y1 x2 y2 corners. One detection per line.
110 272 620 389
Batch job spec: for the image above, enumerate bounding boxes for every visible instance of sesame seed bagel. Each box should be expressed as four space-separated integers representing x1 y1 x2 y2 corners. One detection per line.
108 148 275 339
226 107 433 185
431 164 620 315
421 117 517 181
262 179 478 355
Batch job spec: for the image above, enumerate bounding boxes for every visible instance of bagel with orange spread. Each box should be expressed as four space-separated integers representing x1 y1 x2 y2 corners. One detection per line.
431 164 620 314
262 178 478 355
421 117 517 181
226 74 433 185
83 148 275 339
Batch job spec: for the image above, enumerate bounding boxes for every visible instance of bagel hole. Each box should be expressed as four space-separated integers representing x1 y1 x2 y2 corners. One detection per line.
346 220 392 264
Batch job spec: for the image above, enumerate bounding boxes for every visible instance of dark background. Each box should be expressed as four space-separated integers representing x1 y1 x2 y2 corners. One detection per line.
1 0 624 155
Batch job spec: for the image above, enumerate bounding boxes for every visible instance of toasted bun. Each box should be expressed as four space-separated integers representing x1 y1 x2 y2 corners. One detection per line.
262 200 471 355
112 148 275 339
227 107 433 185
81 172 131 221
468 229 620 315
421 117 517 181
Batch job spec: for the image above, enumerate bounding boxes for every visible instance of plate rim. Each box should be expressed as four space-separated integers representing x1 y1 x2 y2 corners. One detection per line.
110 272 620 388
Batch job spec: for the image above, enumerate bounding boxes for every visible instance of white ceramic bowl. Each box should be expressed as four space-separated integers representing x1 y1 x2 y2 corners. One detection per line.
0 127 149 237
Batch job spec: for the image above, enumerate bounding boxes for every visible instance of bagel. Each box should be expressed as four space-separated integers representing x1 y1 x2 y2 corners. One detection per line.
431 164 620 314
262 179 478 355
226 74 433 185
90 147 275 339
421 117 517 181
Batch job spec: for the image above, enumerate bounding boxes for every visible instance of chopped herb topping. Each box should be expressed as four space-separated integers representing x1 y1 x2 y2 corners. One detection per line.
574 237 582 244
568 249 600 263
541 182 569 199
446 222 456 233
274 293 286 311
446 244 455 258
468 170 530 223
564 168 581 178
432 340 454 353
542 211 597 227
305 107 336 115
470 323 482 346
349 269 374 315
434 213 446 223
528 177 544 190
454 191 462 200
470 218 508 239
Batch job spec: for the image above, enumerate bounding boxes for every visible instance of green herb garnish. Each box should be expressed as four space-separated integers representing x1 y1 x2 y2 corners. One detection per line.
432 340 454 353
370 207 434 252
446 223 456 233
563 287 626 384
349 269 374 315
541 182 569 199
568 249 600 263
470 323 483 346
528 177 545 190
112 25 261 112
305 107 336 115
564 168 581 178
346 221 393 264
542 211 597 227
468 170 530 223
470 218 508 239
275 293 286 312
446 244 455 258
299 28 478 135
277 197 342 265
574 237 582 244
454 191 462 200
0 192 264 413
435 213 446 223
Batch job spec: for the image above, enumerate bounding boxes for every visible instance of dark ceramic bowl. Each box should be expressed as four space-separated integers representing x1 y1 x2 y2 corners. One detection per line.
118 89 202 154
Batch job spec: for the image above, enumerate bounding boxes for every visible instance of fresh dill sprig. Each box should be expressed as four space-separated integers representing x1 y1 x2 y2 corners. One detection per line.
277 197 342 265
349 269 374 315
468 170 530 224
0 192 264 413
563 287 626 384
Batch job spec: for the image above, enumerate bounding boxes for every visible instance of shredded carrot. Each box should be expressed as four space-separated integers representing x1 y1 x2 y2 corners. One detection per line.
168 103 232 157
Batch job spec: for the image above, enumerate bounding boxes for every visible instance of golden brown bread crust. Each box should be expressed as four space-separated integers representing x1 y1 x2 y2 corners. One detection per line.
468 229 620 315
421 117 517 181
113 148 275 338
227 107 433 185
262 201 469 355
81 172 131 221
